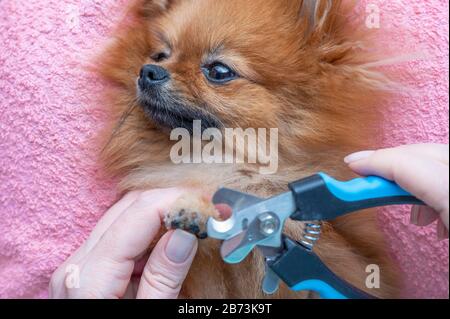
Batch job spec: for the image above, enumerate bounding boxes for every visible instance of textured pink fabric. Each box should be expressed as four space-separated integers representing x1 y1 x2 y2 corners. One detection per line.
0 0 448 299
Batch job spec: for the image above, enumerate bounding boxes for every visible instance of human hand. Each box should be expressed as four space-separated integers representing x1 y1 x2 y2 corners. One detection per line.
49 188 198 299
345 144 449 240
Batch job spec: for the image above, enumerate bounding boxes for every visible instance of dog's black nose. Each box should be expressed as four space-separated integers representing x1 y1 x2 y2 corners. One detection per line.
139 64 170 87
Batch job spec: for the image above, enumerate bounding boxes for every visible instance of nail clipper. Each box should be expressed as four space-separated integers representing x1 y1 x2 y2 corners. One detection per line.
206 173 424 299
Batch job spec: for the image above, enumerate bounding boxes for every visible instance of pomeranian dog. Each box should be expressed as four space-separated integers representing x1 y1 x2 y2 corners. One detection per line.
97 0 401 298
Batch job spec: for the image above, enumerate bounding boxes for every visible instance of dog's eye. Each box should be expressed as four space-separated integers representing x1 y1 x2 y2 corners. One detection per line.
202 62 238 84
151 51 170 62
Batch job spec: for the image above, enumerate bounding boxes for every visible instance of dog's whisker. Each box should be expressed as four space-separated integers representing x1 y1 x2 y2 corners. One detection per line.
101 99 139 154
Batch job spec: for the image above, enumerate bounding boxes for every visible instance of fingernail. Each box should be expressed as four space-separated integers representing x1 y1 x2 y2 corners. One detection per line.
344 151 375 164
165 229 197 263
410 206 420 225
437 221 449 241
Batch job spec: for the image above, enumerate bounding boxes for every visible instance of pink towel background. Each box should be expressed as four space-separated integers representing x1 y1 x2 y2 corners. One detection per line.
0 0 448 298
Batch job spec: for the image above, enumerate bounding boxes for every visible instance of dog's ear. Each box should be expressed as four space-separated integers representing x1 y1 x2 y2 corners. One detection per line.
131 0 177 19
299 0 344 37
299 0 319 32
150 0 175 11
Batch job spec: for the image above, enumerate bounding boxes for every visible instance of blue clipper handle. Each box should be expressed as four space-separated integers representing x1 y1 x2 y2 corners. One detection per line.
269 238 376 299
292 280 347 299
289 173 424 221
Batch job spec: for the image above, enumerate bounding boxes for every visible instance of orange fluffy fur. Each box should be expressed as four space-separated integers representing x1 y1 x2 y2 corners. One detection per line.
96 0 401 298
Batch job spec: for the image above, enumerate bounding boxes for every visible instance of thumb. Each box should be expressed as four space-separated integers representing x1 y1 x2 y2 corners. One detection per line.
137 230 198 299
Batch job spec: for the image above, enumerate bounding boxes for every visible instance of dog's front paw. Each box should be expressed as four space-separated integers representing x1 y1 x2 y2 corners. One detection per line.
164 195 218 239
164 209 208 239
